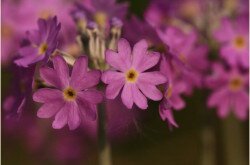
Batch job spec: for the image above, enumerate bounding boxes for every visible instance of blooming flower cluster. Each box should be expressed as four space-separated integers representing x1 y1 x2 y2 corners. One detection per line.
2 0 249 136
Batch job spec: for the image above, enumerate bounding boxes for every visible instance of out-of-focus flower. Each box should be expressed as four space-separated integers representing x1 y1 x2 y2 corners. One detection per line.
144 0 205 28
159 98 178 129
2 0 76 66
102 38 167 109
160 55 187 110
33 55 103 130
123 15 161 46
157 26 209 94
213 16 249 68
206 63 249 120
3 64 35 119
73 0 128 28
15 17 61 67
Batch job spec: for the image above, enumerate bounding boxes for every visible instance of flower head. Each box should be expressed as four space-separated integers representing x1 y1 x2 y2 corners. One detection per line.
102 38 167 109
33 55 103 130
15 16 61 67
206 63 249 120
213 16 249 68
157 26 209 93
73 0 128 28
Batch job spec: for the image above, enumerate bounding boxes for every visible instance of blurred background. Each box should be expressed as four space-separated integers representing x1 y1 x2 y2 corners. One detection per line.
2 0 249 165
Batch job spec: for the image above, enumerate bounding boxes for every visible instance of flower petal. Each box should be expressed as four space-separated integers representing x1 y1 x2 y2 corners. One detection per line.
14 53 44 68
70 56 88 88
159 103 178 128
52 102 70 129
132 39 148 68
137 82 163 101
37 101 65 118
121 83 133 109
131 84 148 109
77 99 97 120
40 66 61 88
118 38 131 57
101 70 124 84
77 89 103 104
105 80 125 99
135 52 160 72
73 70 101 91
52 55 70 88
105 50 130 72
233 91 248 120
33 88 63 103
68 102 81 130
138 71 167 85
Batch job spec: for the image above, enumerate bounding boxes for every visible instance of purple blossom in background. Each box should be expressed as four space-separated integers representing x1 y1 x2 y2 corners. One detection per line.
213 16 249 68
14 16 61 67
3 64 35 119
73 0 128 28
157 26 209 94
33 55 103 130
160 55 187 111
123 15 161 46
102 38 167 109
206 63 249 120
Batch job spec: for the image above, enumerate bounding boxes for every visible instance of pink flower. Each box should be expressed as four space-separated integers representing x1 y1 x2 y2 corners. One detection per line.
102 38 167 109
157 26 209 93
33 55 103 130
213 16 249 68
206 63 249 120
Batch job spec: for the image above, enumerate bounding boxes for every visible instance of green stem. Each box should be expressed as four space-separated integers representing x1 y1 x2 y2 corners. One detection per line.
98 102 112 165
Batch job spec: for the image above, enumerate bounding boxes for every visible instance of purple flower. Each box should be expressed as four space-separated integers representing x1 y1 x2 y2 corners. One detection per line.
33 55 103 130
213 16 249 68
123 15 161 46
102 38 167 109
14 16 61 67
3 64 35 119
206 63 249 120
73 0 128 27
157 26 209 93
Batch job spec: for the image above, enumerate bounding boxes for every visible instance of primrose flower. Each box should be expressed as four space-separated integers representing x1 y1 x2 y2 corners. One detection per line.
102 38 167 109
157 26 209 93
15 16 61 67
3 64 35 119
206 63 249 120
74 0 128 28
33 55 103 130
213 16 249 68
123 15 161 46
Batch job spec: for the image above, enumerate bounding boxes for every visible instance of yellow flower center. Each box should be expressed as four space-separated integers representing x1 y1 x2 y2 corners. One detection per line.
125 69 139 83
39 9 53 19
38 43 48 55
165 85 173 98
179 53 187 63
2 24 13 38
63 87 77 101
229 77 243 91
94 11 107 27
233 36 245 49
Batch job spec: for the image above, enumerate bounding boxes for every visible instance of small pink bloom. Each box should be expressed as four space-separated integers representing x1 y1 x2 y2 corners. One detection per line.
33 55 103 130
206 63 249 120
213 16 249 68
102 38 167 109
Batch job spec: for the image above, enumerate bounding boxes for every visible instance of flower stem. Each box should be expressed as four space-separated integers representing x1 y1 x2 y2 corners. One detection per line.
98 102 112 165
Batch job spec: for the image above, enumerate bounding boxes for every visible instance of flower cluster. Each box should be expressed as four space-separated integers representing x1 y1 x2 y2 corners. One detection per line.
2 0 249 135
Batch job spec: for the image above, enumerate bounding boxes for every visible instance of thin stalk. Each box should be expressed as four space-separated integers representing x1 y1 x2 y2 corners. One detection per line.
98 102 112 165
